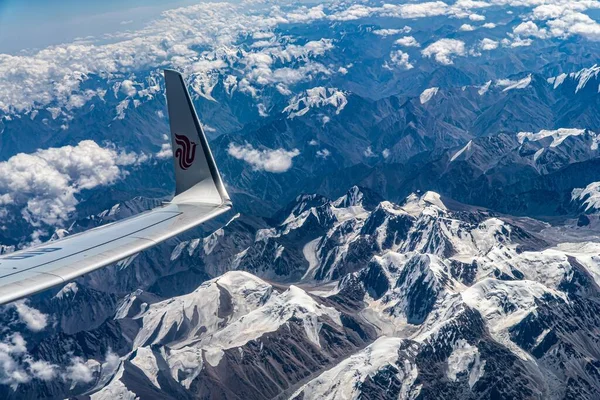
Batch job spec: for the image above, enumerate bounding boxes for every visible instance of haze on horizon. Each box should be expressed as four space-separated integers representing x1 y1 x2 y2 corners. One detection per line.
0 0 202 53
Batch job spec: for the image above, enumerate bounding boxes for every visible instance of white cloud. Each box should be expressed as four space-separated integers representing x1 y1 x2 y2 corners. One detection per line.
527 3 600 41
422 39 467 65
0 141 146 226
120 80 137 97
284 5 327 23
252 31 274 40
227 144 300 173
257 103 268 117
12 300 48 332
545 10 600 41
382 2 451 19
0 332 117 389
0 3 338 116
104 351 121 371
327 1 491 22
64 357 95 384
28 360 57 381
0 334 30 389
395 36 421 47
156 143 173 159
316 149 331 159
275 83 292 95
241 40 335 92
329 4 376 21
469 14 486 21
480 38 499 50
202 124 216 133
364 147 376 157
513 21 549 38
372 27 411 37
482 22 497 28
5 0 600 124
4 0 600 121
386 50 414 70
532 3 591 21
382 149 390 159
459 24 476 31
338 1 600 45
502 37 533 47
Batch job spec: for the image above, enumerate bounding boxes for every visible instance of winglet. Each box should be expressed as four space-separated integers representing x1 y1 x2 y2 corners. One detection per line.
164 70 230 205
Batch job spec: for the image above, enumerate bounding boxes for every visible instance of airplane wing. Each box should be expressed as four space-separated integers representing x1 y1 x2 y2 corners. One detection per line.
0 70 232 305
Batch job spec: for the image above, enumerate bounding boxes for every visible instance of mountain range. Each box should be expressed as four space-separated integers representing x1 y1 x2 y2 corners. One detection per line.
1 187 599 399
2 1 600 398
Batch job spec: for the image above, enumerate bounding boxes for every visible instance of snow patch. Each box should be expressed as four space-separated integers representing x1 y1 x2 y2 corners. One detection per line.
572 181 600 212
462 279 566 359
291 337 406 400
420 87 439 104
284 87 347 118
550 72 567 89
90 362 135 400
478 80 492 95
570 65 600 93
517 128 590 148
450 140 472 162
496 75 532 92
446 340 485 388
401 191 447 217
302 238 322 280
130 348 161 389
201 285 341 353
203 229 223 255
55 282 79 300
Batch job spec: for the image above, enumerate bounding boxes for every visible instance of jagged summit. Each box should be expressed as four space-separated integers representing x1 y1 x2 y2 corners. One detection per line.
1 186 599 399
333 185 384 210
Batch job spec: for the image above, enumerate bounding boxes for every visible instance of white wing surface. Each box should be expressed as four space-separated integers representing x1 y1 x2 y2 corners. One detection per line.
0 70 232 305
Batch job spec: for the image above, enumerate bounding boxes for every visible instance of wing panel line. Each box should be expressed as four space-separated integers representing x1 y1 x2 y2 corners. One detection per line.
0 212 183 279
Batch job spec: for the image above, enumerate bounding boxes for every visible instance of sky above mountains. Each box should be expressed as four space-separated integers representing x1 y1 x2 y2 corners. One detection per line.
0 0 200 52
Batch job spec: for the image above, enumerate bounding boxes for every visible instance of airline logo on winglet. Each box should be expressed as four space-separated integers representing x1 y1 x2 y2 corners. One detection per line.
174 133 197 170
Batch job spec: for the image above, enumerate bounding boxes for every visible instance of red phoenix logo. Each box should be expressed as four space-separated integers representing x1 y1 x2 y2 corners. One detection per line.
174 133 197 170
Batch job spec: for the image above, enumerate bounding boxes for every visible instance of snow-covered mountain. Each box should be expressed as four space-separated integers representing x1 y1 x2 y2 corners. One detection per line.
4 188 597 399
3 0 600 398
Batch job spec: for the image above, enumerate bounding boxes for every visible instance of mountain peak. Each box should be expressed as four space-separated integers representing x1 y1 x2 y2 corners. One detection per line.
333 186 383 210
400 191 447 216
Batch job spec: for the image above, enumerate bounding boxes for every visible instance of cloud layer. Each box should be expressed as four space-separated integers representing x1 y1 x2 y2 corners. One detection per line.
12 301 48 332
0 2 337 118
2 0 600 119
227 144 300 173
0 328 116 389
422 39 467 65
0 140 147 226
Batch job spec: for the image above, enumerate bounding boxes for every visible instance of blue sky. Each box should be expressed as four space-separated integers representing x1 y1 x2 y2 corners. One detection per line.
0 0 198 53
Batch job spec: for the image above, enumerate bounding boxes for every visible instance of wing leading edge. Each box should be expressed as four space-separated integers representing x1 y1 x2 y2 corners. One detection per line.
0 70 231 305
